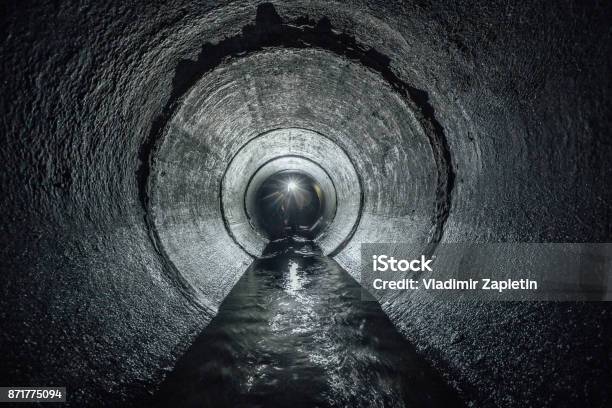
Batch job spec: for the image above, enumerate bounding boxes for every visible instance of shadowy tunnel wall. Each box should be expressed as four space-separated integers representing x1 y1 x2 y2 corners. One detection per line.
1 0 611 406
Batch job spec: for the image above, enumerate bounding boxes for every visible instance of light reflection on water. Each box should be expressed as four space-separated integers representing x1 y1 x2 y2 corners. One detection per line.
285 259 302 295
153 239 463 408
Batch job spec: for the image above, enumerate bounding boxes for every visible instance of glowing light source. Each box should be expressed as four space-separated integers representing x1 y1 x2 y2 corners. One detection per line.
287 180 298 192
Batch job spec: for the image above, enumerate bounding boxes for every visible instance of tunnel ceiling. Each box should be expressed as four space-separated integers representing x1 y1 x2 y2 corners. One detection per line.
1 0 611 406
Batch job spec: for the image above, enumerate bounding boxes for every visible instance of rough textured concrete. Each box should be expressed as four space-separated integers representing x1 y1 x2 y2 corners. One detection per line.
1 0 611 406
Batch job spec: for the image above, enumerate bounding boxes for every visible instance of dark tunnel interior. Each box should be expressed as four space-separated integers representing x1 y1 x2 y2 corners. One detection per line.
1 0 612 407
252 171 326 239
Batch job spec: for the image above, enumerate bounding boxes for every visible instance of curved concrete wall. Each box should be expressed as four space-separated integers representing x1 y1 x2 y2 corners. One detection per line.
1 0 611 406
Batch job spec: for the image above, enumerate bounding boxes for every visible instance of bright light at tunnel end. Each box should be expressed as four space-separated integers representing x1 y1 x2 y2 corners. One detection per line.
286 180 299 192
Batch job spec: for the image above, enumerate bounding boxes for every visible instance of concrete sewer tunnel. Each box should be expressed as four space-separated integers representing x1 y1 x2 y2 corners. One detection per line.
1 1 611 407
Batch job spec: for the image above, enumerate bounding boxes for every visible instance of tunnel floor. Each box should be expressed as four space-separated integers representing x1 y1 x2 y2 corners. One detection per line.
151 239 464 407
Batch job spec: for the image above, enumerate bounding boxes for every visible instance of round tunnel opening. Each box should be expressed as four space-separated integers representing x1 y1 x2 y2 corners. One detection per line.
221 129 361 256
253 171 325 239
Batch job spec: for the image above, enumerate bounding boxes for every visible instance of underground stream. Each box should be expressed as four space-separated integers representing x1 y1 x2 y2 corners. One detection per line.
153 239 462 408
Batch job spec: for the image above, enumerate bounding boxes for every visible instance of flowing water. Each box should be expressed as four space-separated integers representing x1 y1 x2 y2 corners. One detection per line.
153 239 463 407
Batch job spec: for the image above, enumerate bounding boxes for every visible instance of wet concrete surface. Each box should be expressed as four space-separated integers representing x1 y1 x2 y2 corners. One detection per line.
151 239 464 407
